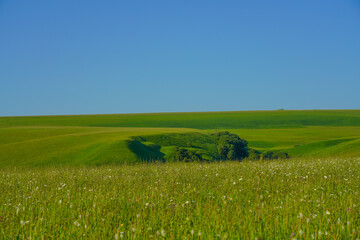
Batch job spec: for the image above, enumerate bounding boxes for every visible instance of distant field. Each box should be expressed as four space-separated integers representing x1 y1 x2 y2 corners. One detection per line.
1 110 360 167
2 110 360 129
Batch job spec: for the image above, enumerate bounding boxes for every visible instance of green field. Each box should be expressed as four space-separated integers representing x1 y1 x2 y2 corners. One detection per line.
1 110 360 167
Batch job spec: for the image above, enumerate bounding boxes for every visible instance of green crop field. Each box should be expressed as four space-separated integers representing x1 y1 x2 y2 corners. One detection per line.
1 110 360 238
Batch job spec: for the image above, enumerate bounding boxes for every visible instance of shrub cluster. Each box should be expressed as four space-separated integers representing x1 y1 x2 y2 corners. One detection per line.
247 149 261 160
247 149 289 160
263 151 289 160
171 147 203 162
212 131 249 160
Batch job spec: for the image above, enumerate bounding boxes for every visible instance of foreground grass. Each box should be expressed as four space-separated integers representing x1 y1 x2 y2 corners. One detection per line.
1 158 359 239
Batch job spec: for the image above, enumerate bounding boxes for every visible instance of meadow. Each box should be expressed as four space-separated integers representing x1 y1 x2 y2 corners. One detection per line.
1 158 359 239
1 110 360 239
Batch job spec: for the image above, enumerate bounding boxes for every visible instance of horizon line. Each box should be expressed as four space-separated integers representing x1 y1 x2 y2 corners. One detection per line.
1 108 359 118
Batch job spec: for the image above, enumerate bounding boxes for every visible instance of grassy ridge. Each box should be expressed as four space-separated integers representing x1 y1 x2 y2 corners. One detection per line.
1 110 360 167
226 126 360 156
1 158 359 239
2 110 360 129
2 126 360 167
0 127 197 167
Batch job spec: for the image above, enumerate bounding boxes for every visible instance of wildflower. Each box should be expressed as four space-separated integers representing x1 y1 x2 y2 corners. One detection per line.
115 233 119 240
299 230 303 236
74 221 80 227
326 210 330 215
20 220 25 226
161 229 166 237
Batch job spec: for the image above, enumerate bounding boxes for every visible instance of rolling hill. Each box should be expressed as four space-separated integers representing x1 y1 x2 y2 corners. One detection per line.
1 110 360 167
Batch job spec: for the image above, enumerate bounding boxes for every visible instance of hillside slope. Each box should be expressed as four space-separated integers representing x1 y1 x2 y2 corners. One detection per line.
0 127 197 167
1 110 360 167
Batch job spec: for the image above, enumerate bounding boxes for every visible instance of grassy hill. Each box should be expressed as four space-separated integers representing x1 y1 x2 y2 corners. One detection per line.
1 110 360 167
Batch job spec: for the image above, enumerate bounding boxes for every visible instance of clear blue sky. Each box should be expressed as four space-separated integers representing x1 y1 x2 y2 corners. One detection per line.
1 1 359 116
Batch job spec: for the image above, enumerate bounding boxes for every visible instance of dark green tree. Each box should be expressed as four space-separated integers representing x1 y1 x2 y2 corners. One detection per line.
212 131 249 160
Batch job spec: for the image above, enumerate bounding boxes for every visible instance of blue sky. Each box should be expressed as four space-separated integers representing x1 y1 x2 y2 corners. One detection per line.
1 1 359 116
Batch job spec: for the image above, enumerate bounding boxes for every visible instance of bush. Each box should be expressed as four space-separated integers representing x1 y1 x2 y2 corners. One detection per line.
212 131 249 160
247 149 261 160
263 151 289 160
171 147 203 162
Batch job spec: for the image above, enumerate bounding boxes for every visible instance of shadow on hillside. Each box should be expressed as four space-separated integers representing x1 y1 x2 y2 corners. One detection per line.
127 139 165 162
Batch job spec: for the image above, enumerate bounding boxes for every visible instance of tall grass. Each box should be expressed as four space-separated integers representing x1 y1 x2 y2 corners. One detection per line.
1 157 359 239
